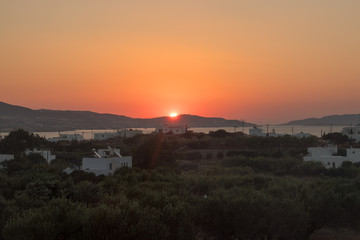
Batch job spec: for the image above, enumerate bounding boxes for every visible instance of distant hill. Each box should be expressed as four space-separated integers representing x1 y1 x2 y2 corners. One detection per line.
283 114 360 126
0 102 253 132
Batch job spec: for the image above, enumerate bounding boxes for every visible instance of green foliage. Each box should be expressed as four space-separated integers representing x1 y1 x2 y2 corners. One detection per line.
208 130 232 138
322 132 352 144
0 129 47 154
132 135 176 168
2 130 360 239
3 198 90 240
69 181 103 205
186 140 209 149
186 151 202 160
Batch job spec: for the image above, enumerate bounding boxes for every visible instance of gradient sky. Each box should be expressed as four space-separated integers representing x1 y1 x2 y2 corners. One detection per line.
1 0 359 124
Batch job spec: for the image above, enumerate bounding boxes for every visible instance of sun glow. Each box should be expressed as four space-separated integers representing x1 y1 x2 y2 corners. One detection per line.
169 112 178 118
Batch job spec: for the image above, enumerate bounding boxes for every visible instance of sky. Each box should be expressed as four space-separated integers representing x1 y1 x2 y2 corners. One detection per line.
1 0 360 124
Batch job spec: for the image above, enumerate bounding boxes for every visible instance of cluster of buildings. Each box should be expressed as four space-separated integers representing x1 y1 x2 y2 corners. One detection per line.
48 129 143 142
93 129 142 140
249 126 311 138
48 133 84 142
0 149 57 166
0 146 132 176
304 145 360 168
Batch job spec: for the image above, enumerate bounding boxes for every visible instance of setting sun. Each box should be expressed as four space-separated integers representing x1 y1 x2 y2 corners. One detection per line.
170 112 178 118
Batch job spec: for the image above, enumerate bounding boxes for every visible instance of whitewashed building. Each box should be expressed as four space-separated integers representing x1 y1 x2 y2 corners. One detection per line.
48 133 84 142
155 124 188 135
118 129 142 138
249 127 267 136
93 132 118 141
81 147 132 176
304 145 360 168
0 154 14 168
94 129 142 140
342 125 360 142
249 127 283 137
25 149 56 163
292 132 311 138
249 126 311 138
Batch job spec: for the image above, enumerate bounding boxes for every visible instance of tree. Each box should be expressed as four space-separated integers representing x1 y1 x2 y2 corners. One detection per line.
0 129 46 154
2 198 90 240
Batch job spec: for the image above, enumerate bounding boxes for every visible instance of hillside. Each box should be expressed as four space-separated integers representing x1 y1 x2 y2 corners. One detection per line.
283 114 360 126
0 102 253 131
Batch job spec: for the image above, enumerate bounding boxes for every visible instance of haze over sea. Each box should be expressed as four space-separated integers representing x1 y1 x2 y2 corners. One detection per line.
0 125 346 140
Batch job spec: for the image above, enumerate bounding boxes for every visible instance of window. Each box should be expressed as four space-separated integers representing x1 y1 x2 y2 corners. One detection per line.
109 163 112 170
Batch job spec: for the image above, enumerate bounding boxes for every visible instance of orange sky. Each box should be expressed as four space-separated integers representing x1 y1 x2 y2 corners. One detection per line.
1 0 360 124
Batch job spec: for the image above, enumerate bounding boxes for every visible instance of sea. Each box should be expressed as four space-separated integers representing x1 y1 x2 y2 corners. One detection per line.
0 125 346 140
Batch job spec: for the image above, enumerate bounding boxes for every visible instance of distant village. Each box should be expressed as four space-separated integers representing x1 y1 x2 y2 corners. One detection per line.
1 123 360 176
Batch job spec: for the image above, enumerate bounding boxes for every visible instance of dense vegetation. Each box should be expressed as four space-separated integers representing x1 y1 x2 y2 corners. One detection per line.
0 129 360 239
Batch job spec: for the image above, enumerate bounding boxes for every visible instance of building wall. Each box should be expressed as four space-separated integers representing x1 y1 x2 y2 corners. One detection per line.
346 148 360 162
307 146 337 157
49 134 84 142
155 125 187 134
118 129 142 138
304 146 360 168
293 132 311 138
94 130 142 140
304 155 346 168
0 154 14 169
249 128 266 136
94 132 118 141
82 156 132 176
60 134 84 141
0 154 14 162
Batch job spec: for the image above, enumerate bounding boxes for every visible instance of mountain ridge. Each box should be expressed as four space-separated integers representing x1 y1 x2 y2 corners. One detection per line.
282 113 360 126
0 101 253 131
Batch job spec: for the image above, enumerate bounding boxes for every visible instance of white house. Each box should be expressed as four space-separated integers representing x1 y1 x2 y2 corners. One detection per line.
342 125 360 142
81 147 132 176
94 129 142 140
118 129 142 138
304 145 360 168
346 148 360 162
292 132 311 138
249 127 283 137
249 126 311 138
93 132 118 141
155 124 188 135
25 149 56 163
48 133 84 142
0 154 14 168
249 127 267 136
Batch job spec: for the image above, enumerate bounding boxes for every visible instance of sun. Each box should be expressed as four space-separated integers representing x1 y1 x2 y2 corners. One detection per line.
169 112 178 118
